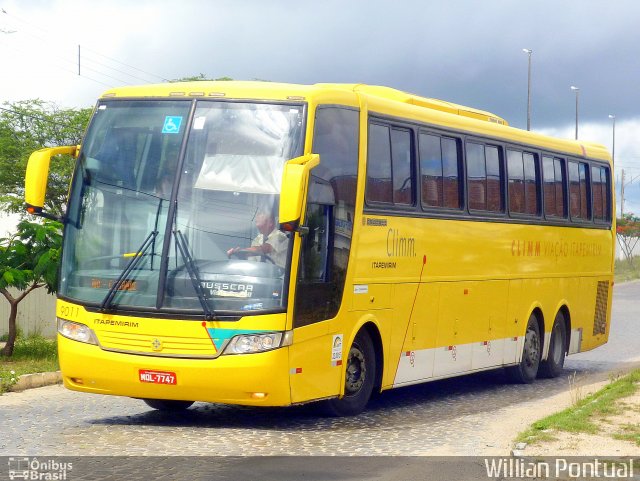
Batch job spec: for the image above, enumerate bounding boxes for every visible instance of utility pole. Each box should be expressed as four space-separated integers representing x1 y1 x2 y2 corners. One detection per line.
621 169 625 216
620 170 640 217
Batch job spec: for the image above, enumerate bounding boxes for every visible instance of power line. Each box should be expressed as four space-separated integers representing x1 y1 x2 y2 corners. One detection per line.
0 7 170 84
81 47 170 83
2 25 158 85
0 37 115 88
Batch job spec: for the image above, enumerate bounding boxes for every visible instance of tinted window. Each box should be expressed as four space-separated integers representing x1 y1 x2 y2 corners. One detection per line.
507 150 525 214
367 123 414 206
366 124 392 203
523 153 538 215
592 166 603 221
579 163 589 219
543 156 567 218
295 107 359 327
486 146 503 212
466 142 503 212
419 133 443 207
419 134 461 209
592 165 610 222
569 160 590 220
508 149 538 216
543 157 555 215
466 142 486 211
442 138 461 208
554 158 566 217
391 128 413 205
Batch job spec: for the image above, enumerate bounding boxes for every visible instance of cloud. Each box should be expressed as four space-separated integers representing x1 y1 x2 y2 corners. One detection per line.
2 0 639 216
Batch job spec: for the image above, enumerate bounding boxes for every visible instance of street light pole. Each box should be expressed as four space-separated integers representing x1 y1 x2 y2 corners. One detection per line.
570 86 579 140
608 114 616 165
523 49 532 131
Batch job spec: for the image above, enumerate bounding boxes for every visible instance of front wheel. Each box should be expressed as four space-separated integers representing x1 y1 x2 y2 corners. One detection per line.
506 314 541 384
323 330 376 417
142 399 194 411
538 312 567 378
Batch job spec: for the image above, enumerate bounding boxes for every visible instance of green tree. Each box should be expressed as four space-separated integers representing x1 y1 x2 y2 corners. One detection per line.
0 220 62 357
169 74 233 82
616 213 640 266
0 100 92 218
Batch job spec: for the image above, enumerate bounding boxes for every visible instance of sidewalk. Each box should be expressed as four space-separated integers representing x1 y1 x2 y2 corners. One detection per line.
0 340 63 392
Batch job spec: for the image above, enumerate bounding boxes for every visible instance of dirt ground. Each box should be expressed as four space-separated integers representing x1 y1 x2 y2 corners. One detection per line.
513 379 640 457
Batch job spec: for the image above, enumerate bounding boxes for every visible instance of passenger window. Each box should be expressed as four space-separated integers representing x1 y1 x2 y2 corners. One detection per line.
508 149 538 216
486 146 503 212
366 124 392 203
523 153 539 215
391 128 413 205
507 150 525 214
569 160 590 220
554 158 566 217
466 142 503 212
592 165 610 222
466 142 486 211
543 156 567 217
419 133 461 209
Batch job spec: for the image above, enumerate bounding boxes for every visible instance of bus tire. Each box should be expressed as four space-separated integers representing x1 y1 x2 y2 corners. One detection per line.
506 314 541 384
323 330 376 417
142 399 194 411
538 312 567 378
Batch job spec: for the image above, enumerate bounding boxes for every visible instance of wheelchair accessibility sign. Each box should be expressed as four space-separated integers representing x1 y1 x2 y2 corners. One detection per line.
162 116 183 134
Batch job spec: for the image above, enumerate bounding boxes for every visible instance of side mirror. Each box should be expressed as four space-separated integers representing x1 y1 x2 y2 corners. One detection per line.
25 145 79 219
279 153 320 231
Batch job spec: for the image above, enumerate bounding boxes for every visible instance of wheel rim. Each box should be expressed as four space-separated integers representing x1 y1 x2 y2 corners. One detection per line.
524 328 540 369
345 344 366 396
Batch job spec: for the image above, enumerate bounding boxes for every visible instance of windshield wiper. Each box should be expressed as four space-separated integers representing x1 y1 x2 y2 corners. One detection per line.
100 230 158 311
173 230 215 320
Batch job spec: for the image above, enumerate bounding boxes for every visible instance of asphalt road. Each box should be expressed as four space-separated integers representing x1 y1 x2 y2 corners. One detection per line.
0 282 638 462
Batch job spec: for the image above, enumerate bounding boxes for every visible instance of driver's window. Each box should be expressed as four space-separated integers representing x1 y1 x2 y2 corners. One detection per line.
300 203 331 281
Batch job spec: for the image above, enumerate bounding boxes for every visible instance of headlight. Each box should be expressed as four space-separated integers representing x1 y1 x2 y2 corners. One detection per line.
223 331 292 355
58 318 98 345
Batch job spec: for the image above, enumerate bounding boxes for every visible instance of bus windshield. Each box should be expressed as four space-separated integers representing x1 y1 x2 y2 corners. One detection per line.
60 99 305 315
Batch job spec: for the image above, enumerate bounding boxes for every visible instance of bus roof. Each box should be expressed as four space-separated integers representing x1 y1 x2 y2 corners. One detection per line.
101 81 506 123
100 81 611 163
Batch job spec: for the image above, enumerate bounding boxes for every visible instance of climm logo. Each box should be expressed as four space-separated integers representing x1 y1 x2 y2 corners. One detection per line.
387 229 416 258
512 239 541 257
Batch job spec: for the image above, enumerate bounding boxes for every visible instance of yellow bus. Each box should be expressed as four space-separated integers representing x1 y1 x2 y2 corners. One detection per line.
25 82 614 416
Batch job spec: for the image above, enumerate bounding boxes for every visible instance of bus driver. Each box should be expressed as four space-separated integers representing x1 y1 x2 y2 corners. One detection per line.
226 212 288 269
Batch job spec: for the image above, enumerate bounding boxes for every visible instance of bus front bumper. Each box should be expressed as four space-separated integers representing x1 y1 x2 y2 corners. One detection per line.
58 334 292 406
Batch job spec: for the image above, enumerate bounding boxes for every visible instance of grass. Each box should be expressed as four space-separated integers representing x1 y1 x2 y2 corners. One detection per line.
0 335 59 393
614 256 640 283
613 424 640 446
517 369 640 444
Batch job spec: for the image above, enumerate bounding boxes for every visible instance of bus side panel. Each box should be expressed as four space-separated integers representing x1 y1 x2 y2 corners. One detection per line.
504 280 524 364
388 283 439 387
433 280 509 377
470 280 509 371
288 321 342 404
573 276 611 352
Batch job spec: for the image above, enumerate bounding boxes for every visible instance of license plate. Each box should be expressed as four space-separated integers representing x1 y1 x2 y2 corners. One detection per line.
139 369 177 385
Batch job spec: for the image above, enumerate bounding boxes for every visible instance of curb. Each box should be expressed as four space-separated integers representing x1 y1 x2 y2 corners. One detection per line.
9 371 63 392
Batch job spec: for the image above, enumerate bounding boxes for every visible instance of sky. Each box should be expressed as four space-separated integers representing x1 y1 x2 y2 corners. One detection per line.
1 0 640 234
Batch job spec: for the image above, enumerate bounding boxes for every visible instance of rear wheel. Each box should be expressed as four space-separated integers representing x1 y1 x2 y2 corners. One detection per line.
506 314 541 383
142 399 194 411
323 330 376 417
538 312 567 378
